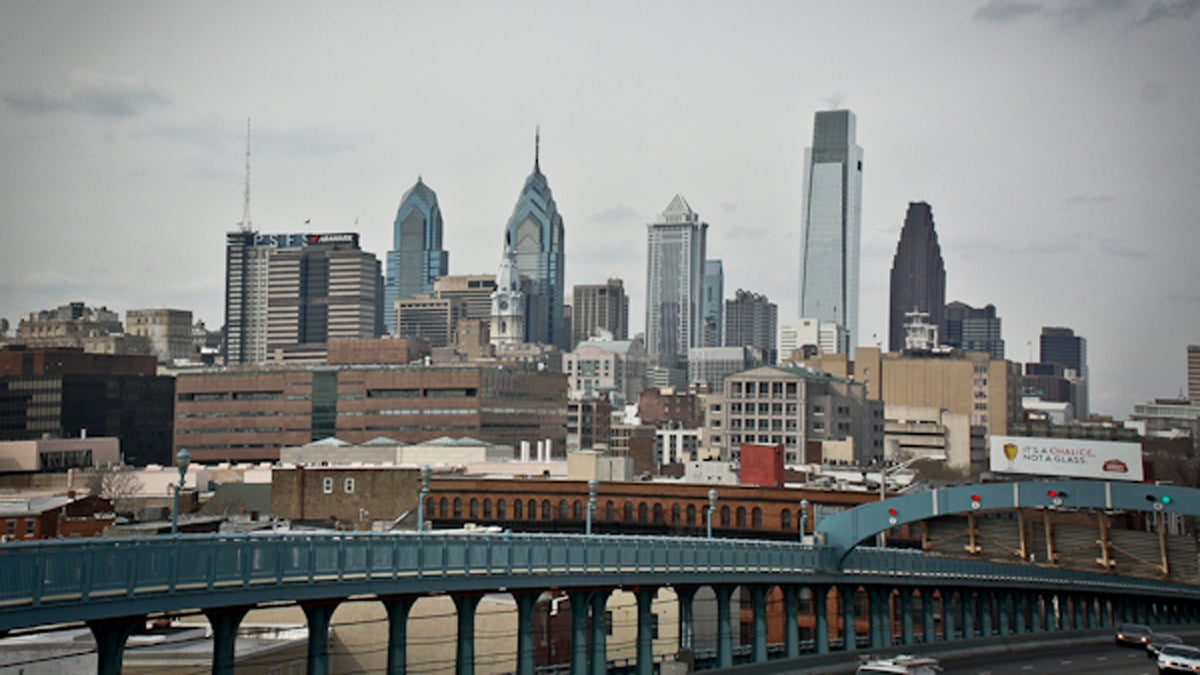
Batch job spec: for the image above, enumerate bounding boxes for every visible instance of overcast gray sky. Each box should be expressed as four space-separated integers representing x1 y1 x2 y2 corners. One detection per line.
1 1 1197 417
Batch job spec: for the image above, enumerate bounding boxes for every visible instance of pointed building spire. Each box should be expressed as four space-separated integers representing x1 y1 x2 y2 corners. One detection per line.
534 125 540 172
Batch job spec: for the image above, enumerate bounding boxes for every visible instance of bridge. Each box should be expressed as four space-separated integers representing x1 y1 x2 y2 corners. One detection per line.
2 479 1198 674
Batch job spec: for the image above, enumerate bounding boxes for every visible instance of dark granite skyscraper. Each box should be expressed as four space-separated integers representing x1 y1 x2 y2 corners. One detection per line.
888 202 946 352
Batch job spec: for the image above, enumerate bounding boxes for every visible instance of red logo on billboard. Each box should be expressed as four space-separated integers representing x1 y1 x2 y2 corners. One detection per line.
1102 459 1129 473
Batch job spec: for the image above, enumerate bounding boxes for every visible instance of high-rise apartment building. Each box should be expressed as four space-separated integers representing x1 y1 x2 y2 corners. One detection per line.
1039 326 1088 418
799 109 863 356
571 279 628 349
888 202 945 352
504 133 566 348
725 289 778 364
943 302 1004 359
702 260 724 347
266 234 383 361
384 178 448 334
645 195 708 369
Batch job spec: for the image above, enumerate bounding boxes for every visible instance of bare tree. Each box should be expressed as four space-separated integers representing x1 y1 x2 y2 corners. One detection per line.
85 469 144 514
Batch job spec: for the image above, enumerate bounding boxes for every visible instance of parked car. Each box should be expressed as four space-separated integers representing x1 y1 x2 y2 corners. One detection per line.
1157 644 1200 674
856 654 944 674
1148 633 1184 659
1116 622 1154 647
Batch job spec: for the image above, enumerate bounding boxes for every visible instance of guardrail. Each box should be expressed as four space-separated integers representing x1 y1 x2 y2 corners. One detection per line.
3 531 1198 634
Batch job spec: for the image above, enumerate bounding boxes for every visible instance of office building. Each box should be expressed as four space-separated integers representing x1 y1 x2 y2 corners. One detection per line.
434 275 498 322
571 279 628 349
504 133 566 348
725 289 777 364
1190 345 1200 405
265 233 384 361
645 195 708 371
564 337 647 407
703 260 724 347
943 302 1004 359
888 202 945 352
126 308 194 363
798 109 863 355
703 365 884 465
384 177 449 333
395 295 466 348
1039 327 1088 418
15 302 150 357
687 346 764 392
173 360 567 463
777 319 844 363
0 346 174 466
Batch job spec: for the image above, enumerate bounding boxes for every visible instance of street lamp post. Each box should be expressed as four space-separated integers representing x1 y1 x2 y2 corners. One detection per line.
417 465 432 534
799 498 809 543
586 479 598 535
171 448 191 535
706 489 718 539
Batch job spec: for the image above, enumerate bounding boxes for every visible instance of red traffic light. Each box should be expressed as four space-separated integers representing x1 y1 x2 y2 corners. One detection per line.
971 494 981 502
887 508 898 516
1047 490 1058 498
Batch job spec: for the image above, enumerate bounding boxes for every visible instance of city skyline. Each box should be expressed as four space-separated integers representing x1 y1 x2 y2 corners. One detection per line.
1 2 1198 416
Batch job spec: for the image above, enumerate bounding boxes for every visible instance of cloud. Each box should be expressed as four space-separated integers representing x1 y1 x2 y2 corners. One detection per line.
3 70 171 118
720 202 738 213
975 0 1044 23
1138 0 1200 24
1066 193 1115 205
1096 239 1148 258
589 205 640 224
1059 0 1132 25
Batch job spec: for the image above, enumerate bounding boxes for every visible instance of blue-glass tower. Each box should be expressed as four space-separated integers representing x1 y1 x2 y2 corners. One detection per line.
384 177 448 334
504 131 566 348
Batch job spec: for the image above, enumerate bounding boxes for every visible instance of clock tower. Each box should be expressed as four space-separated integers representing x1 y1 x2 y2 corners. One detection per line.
491 233 525 346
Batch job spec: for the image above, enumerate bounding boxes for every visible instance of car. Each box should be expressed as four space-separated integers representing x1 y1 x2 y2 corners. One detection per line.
1116 622 1154 647
1157 643 1200 674
856 654 944 674
1149 634 1185 659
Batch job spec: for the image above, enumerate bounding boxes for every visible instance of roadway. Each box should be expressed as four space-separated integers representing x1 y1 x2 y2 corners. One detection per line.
939 642 1162 674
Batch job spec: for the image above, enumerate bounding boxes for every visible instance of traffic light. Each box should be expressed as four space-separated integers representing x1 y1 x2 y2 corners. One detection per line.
1145 493 1173 510
1047 489 1067 505
970 494 982 510
886 507 898 525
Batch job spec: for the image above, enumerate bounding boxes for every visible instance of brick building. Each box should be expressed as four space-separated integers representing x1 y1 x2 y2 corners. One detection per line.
175 362 567 463
270 465 422 524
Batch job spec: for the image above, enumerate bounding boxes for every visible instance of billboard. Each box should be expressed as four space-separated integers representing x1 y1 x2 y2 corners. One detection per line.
989 435 1144 482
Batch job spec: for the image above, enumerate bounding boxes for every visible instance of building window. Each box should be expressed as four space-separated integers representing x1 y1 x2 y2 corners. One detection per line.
559 500 569 520
572 500 583 520
439 497 449 517
781 509 792 531
483 499 493 518
323 477 334 494
514 499 523 520
671 503 681 524
470 499 479 519
752 507 762 530
624 502 634 521
638 502 648 523
687 504 696 525
736 506 747 528
653 503 664 524
24 519 35 536
720 505 731 527
542 500 552 520
343 478 355 494
453 498 463 518
496 499 506 519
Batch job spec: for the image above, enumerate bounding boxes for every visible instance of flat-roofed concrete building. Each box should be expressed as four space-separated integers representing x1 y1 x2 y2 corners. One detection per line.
688 346 765 392
570 278 628 349
174 363 567 463
563 337 646 407
126 308 194 363
395 295 466 348
704 365 884 465
433 274 497 322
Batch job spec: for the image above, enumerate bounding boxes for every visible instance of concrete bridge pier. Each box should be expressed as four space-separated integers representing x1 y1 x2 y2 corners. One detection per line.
782 586 800 658
714 585 735 668
868 587 889 648
812 584 830 654
920 588 936 643
749 586 768 662
300 599 341 675
380 595 416 675
514 591 540 675
839 585 856 651
589 589 610 675
899 588 914 645
453 593 481 675
203 605 250 675
942 590 958 641
675 586 698 653
569 590 590 675
635 587 659 675
87 615 144 675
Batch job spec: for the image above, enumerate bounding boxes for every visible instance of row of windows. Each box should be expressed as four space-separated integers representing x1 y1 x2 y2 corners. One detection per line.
430 496 810 531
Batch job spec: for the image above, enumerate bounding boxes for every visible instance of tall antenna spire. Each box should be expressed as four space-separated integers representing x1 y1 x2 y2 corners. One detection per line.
534 125 540 171
239 118 253 232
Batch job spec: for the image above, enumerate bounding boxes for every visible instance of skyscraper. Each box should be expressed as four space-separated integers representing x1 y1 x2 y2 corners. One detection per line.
799 109 863 356
703 260 724 347
384 177 448 334
266 233 383 360
888 202 945 352
504 132 566 348
1040 326 1089 417
571 278 628 348
645 195 707 367
943 301 1004 359
1189 345 1200 405
725 289 778 364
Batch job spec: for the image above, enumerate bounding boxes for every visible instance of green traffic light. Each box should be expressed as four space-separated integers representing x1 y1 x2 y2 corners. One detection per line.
1162 495 1173 505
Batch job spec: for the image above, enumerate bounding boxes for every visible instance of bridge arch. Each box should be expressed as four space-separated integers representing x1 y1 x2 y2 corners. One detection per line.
816 479 1200 563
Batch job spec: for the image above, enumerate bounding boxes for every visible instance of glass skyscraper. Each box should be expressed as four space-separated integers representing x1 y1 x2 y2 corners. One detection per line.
645 195 707 364
799 109 863 355
703 259 724 347
384 177 448 334
504 133 566 348
888 201 945 352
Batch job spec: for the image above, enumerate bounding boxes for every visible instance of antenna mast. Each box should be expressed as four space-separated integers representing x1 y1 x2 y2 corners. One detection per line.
239 118 253 232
